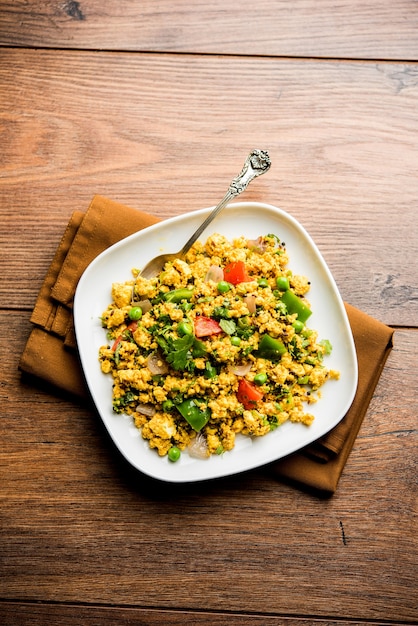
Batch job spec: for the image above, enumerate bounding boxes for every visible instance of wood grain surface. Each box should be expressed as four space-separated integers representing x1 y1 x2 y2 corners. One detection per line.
0 0 417 60
1 2 417 624
1 49 417 325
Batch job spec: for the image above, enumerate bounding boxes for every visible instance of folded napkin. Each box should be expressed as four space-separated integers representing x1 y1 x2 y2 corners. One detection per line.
19 195 394 494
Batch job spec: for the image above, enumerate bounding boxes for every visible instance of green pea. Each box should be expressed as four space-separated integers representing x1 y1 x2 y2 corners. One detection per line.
168 446 181 462
217 281 231 293
254 372 268 386
177 320 193 336
230 336 241 346
257 278 269 288
162 399 174 412
276 276 290 291
128 306 142 321
292 320 305 333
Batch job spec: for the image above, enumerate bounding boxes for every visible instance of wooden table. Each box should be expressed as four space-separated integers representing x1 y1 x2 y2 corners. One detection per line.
1 2 417 624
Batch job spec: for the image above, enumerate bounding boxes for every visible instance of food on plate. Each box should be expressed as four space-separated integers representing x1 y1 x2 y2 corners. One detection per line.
99 233 339 461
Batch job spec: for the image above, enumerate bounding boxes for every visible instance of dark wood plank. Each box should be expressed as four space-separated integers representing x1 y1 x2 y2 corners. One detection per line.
1 311 417 621
0 602 401 626
0 0 417 60
1 49 417 325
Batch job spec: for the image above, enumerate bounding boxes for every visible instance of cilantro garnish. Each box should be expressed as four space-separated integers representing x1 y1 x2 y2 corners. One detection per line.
113 391 137 413
159 334 195 371
219 319 237 335
319 339 333 355
213 306 231 320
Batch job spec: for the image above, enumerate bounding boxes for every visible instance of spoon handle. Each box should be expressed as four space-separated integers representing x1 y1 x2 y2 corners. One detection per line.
179 149 271 256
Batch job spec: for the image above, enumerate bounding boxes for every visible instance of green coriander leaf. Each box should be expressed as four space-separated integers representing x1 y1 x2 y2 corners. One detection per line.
165 334 195 371
219 319 236 335
319 339 333 355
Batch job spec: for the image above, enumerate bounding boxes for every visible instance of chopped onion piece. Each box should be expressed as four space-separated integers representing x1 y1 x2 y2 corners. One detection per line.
228 361 252 376
136 299 152 314
146 353 169 375
244 294 257 314
205 265 224 283
136 404 156 417
188 432 209 459
247 237 266 253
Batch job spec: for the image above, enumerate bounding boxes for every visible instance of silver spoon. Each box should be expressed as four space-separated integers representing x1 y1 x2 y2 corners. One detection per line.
137 149 271 281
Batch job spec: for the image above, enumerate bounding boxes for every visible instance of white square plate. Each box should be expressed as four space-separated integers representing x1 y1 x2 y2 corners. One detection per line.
74 202 358 482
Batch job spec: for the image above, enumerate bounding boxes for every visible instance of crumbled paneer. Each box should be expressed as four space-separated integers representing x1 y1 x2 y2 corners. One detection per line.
111 283 134 308
99 233 339 460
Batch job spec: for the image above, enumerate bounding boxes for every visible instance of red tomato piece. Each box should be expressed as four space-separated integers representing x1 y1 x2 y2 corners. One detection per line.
223 260 251 285
194 316 222 338
112 321 138 350
111 336 123 351
236 379 264 409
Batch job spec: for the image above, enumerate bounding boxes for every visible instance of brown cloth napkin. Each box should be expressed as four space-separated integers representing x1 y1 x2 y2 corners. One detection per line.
19 195 394 494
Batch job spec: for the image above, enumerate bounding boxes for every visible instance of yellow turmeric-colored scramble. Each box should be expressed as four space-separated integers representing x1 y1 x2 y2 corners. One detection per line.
99 233 339 460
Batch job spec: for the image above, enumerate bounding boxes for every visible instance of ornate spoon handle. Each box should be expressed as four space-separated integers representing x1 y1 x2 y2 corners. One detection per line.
178 149 271 256
137 150 271 280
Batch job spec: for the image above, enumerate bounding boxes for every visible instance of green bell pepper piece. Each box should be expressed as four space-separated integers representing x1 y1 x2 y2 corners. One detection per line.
257 334 286 361
163 288 194 303
281 290 312 323
177 399 211 431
